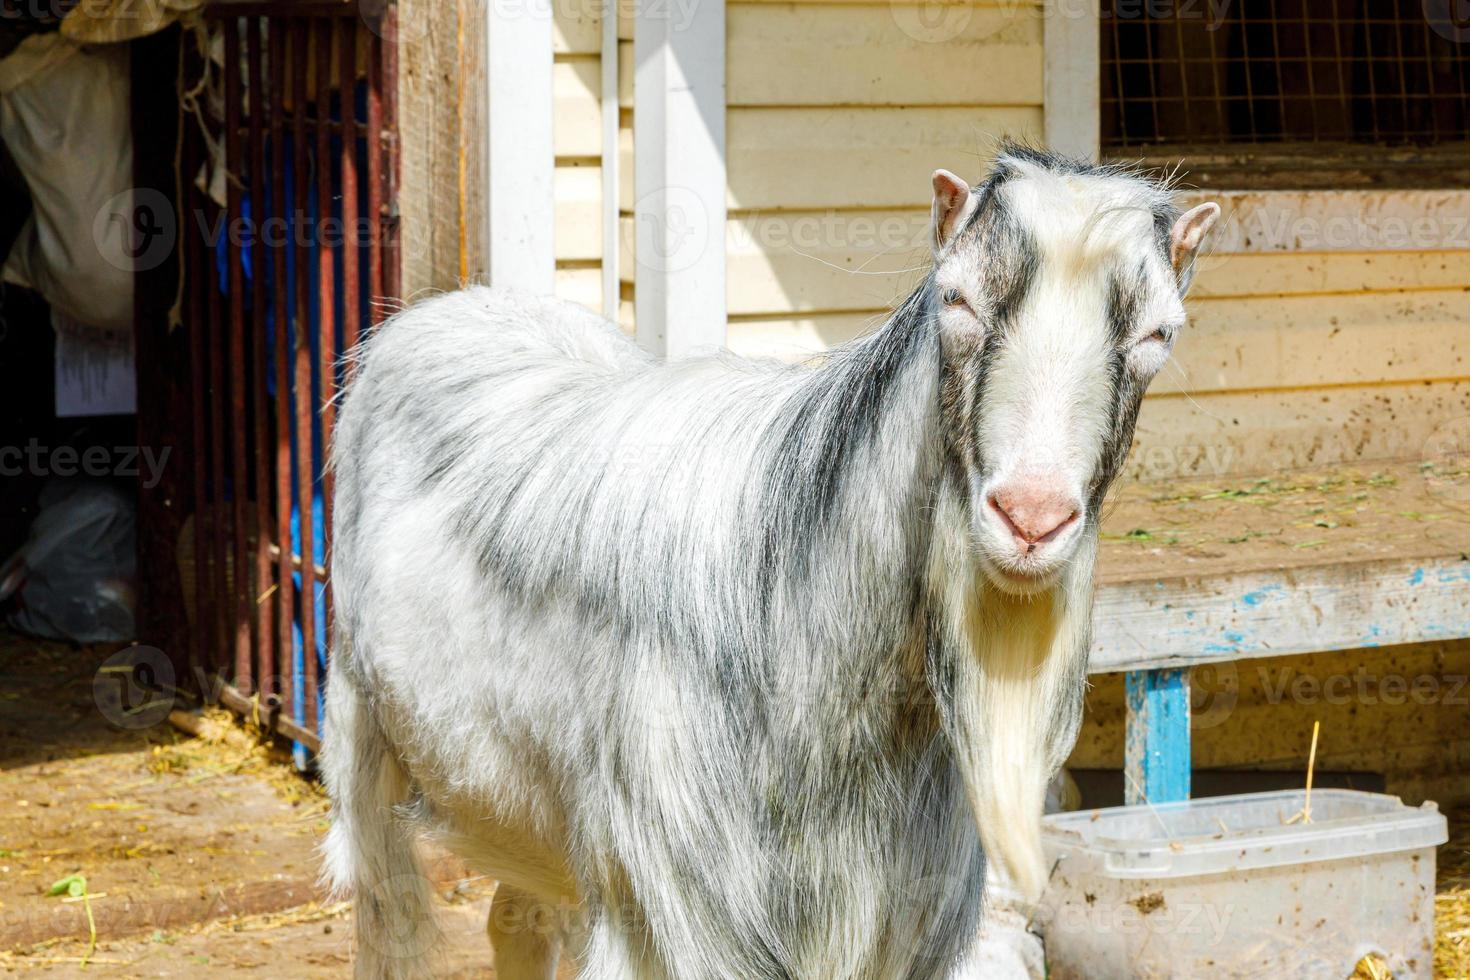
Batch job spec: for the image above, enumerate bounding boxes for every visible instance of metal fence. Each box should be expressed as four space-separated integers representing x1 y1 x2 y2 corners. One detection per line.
176 0 399 754
1102 0 1470 149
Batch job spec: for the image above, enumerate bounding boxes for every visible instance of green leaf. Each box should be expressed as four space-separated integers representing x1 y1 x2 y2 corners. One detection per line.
47 873 86 898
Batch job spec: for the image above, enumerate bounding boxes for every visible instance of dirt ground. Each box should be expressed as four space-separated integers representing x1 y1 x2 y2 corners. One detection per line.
0 633 1467 977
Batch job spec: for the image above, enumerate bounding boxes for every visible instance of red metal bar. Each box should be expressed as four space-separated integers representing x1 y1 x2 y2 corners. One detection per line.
185 110 209 681
314 16 337 686
272 20 295 715
248 14 275 699
206 182 230 676
339 16 360 358
224 16 253 693
291 17 321 731
365 26 383 326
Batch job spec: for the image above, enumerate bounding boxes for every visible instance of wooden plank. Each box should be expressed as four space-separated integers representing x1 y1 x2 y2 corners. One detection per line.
1158 291 1470 395
487 0 555 291
1124 669 1191 804
1099 460 1470 584
727 106 1041 211
634 0 727 356
1094 553 1470 674
1180 189 1470 254
397 0 467 293
556 265 603 310
727 4 1041 107
618 39 632 108
1043 0 1098 157
727 311 888 360
725 208 928 313
1130 381 1470 480
1191 250 1470 298
555 59 602 158
555 164 602 261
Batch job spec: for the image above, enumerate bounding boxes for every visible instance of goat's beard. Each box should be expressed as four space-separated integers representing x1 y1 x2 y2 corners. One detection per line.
928 493 1096 904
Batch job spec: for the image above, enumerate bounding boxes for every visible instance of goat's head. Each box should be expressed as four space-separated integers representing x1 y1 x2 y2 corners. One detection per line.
928 149 1218 596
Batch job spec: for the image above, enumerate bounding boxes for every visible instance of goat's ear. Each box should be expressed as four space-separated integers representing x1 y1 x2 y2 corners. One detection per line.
931 169 978 254
1169 202 1220 272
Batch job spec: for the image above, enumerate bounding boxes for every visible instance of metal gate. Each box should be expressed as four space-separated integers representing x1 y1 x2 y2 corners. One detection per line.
175 0 399 754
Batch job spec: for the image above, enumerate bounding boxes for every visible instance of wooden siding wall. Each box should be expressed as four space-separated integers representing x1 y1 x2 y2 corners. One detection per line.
552 0 608 313
697 0 1469 483
719 0 1044 361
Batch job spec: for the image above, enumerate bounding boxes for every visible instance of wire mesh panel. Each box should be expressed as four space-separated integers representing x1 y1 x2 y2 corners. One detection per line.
1102 1 1470 152
180 1 399 752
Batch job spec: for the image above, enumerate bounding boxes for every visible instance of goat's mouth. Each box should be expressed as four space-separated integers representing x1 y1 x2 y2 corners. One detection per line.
976 551 1066 596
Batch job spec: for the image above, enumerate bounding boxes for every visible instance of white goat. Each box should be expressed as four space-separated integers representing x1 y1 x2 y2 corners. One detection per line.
321 147 1218 979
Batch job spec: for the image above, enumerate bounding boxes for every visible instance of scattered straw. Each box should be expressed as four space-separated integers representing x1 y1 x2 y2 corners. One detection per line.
1437 809 1470 979
154 707 327 813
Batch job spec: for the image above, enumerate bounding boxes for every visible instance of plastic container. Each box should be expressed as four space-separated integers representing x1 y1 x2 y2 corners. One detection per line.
1037 789 1447 979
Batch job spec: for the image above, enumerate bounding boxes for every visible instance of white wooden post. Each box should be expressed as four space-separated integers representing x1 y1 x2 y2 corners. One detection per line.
1043 0 1100 159
633 0 727 357
486 0 556 293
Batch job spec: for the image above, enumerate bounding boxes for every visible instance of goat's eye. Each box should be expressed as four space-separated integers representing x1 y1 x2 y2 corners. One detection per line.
1145 326 1171 345
942 288 969 309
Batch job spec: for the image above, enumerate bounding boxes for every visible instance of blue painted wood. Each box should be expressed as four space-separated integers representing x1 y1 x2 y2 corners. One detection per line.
1124 668 1191 805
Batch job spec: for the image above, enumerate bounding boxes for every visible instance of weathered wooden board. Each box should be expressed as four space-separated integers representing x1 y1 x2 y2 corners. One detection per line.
1094 553 1470 674
727 4 1041 107
397 0 471 293
555 59 602 158
1131 382 1470 479
727 107 1040 211
1164 291 1469 395
1091 459 1470 672
1180 190 1470 254
1190 250 1470 298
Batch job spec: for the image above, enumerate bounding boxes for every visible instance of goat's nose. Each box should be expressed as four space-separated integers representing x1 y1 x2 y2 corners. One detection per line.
988 483 1080 547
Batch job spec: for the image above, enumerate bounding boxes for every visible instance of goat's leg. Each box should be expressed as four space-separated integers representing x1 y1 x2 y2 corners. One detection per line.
488 884 562 980
945 866 1045 980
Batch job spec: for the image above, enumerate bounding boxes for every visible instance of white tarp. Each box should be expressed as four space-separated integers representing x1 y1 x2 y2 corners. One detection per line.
0 32 134 332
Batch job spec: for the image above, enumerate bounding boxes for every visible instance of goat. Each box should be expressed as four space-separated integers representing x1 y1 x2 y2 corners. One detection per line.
321 147 1219 980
